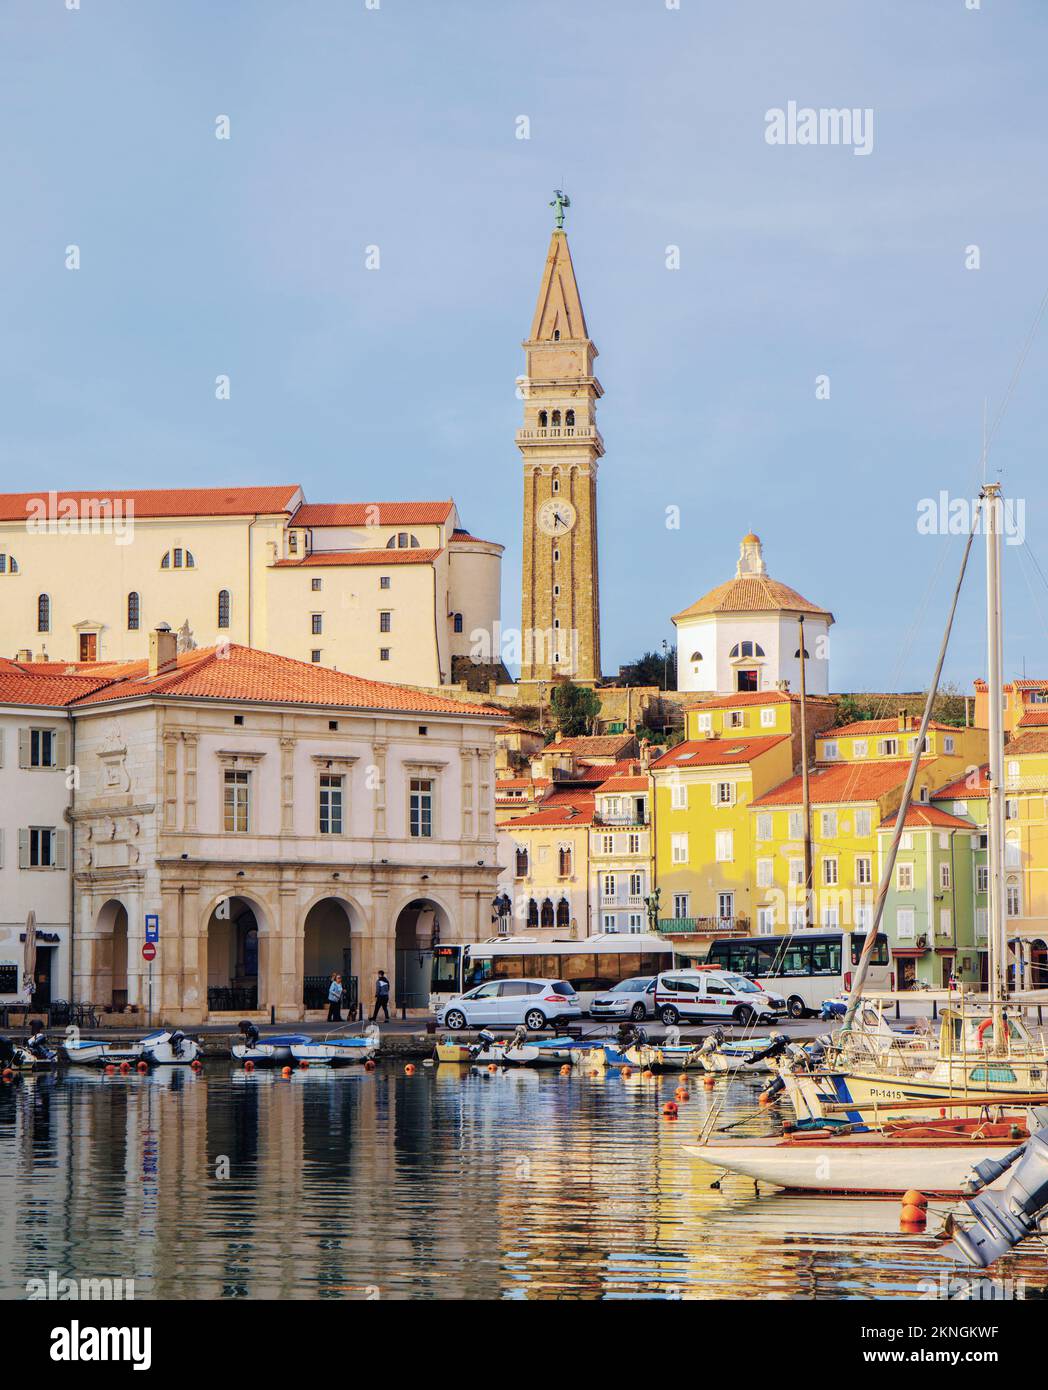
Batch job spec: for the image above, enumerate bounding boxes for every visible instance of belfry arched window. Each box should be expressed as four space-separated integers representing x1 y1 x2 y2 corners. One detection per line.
565 409 575 427
538 410 548 428
551 410 561 427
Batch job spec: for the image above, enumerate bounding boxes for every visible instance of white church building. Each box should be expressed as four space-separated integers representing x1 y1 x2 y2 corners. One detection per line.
672 533 834 697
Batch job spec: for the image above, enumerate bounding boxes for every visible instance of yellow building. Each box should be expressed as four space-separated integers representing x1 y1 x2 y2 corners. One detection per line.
815 714 985 769
1001 731 1048 981
652 734 793 938
495 793 595 938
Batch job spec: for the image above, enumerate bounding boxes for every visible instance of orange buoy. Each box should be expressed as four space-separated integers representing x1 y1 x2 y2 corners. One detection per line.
1 1068 13 1082
589 1069 601 1077
622 1066 633 1078
104 1064 116 1075
244 1060 254 1072
560 1064 571 1075
299 1060 309 1070
902 1189 928 1210
191 1059 203 1071
675 1088 690 1101
281 1065 292 1078
642 1069 654 1080
487 1063 498 1073
119 1061 130 1073
704 1075 716 1090
900 1205 927 1228
663 1100 678 1117
364 1059 376 1071
404 1063 415 1075
137 1061 149 1073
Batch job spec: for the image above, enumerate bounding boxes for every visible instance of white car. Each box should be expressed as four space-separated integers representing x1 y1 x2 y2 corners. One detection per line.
589 976 656 1022
437 978 582 1032
654 969 787 1026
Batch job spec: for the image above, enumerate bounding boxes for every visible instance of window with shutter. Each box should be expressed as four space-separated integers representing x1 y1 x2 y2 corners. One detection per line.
18 729 30 768
18 829 29 868
56 830 68 870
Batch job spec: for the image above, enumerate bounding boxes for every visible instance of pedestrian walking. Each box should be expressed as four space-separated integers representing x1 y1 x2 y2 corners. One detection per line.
327 972 343 1022
371 969 391 1022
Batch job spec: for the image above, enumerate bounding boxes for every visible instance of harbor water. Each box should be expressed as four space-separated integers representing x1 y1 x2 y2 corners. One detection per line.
1 1063 1041 1301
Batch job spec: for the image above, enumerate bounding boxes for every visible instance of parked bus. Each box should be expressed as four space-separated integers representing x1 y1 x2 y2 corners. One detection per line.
703 930 892 1019
429 935 677 1014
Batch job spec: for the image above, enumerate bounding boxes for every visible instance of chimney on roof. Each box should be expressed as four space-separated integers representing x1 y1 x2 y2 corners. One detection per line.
149 624 178 678
554 731 563 744
898 708 908 731
15 649 32 663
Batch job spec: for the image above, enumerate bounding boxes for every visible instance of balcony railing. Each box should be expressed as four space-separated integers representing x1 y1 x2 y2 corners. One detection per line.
657 916 750 937
516 426 599 441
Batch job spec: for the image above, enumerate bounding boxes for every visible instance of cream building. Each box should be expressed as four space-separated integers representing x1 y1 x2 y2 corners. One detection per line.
673 533 834 696
0 487 503 688
0 633 506 1020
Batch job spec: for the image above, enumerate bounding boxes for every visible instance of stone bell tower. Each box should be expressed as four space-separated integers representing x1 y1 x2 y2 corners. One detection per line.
517 192 603 686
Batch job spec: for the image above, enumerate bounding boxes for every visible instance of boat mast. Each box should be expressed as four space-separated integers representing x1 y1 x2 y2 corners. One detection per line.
984 482 1008 1048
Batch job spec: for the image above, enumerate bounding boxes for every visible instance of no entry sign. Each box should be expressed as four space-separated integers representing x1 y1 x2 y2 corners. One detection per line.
142 942 157 962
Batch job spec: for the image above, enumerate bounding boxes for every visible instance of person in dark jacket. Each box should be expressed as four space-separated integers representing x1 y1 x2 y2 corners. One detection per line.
371 970 391 1022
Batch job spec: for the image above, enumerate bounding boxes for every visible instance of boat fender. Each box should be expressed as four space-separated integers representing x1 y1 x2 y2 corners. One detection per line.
191 1059 203 1071
299 1060 309 1070
281 1066 292 1078
662 1101 678 1117
704 1075 716 1090
244 1060 254 1072
136 1061 149 1073
104 1064 116 1076
404 1064 415 1075
364 1060 376 1071
119 1061 130 1074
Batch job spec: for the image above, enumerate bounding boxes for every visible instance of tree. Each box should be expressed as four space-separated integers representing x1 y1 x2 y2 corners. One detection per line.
549 681 601 737
620 647 677 690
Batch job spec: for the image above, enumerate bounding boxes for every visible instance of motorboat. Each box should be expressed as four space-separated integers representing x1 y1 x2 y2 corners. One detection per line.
0 1032 58 1071
231 1030 312 1067
139 1030 201 1066
289 1037 378 1066
686 1110 1045 1196
60 1038 148 1067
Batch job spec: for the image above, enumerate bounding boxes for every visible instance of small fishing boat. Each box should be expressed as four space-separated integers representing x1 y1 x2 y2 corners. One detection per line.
686 1112 1039 1196
0 1033 58 1071
289 1037 378 1067
231 1033 311 1066
60 1038 147 1067
139 1030 201 1066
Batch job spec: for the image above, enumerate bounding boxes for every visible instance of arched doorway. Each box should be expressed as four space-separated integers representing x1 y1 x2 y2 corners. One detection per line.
303 898 357 1015
394 899 448 1011
205 895 264 1012
1030 939 1048 990
95 899 129 1009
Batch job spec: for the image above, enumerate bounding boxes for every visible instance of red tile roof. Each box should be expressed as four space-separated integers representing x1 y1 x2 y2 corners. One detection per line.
881 804 978 831
450 529 502 549
673 575 831 622
933 765 989 800
549 734 636 757
1003 731 1048 756
0 485 301 521
499 795 595 828
1016 708 1048 728
822 718 964 738
292 501 454 527
274 548 442 568
652 735 788 770
597 775 649 792
0 673 115 707
65 644 508 717
751 759 931 807
686 691 793 710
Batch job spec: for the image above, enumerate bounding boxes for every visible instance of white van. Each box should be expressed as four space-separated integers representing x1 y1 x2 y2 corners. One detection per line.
653 969 786 1026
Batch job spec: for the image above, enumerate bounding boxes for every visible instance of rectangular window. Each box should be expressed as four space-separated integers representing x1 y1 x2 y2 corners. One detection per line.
822 741 839 760
855 808 872 837
28 826 57 867
715 829 733 863
1005 798 1019 820
788 810 803 839
380 575 391 590
853 739 868 758
409 778 434 838
697 713 712 732
944 735 955 754
29 728 56 768
756 812 772 840
715 781 734 805
319 774 344 835
975 907 988 938
311 649 322 663
896 862 914 891
756 857 773 888
896 907 915 940
673 893 690 919
939 907 952 936
976 864 989 893
380 648 391 661
629 871 642 896
717 892 734 920
602 873 616 898
311 614 323 635
939 862 951 891
223 770 250 833
379 611 392 633
559 846 572 877
627 913 643 934
603 914 617 933
728 710 745 729
822 857 838 886
877 738 898 756
757 906 775 934
820 810 837 839
855 855 872 885
671 833 689 865
627 833 640 854
670 781 687 810
1007 885 1021 917
788 858 804 886
760 707 775 728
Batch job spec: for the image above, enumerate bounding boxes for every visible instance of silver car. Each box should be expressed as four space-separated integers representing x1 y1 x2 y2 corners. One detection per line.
588 976 656 1022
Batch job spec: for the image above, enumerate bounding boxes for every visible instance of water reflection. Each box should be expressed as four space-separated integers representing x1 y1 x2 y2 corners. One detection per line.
0 1066 1041 1300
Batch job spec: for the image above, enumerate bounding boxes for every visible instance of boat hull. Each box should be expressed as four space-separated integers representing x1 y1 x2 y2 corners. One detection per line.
60 1040 145 1066
289 1041 377 1066
231 1035 311 1066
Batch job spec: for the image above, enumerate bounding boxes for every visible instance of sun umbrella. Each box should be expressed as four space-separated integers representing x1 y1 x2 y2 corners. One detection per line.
22 910 37 1003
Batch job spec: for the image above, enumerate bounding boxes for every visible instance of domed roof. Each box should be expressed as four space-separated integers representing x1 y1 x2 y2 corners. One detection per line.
672 534 833 624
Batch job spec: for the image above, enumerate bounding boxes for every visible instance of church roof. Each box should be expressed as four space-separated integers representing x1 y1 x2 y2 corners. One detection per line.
528 230 590 342
0 485 301 522
673 533 833 624
291 501 454 527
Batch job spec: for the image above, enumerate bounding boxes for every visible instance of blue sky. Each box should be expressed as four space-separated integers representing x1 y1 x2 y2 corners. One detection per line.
2 0 1047 691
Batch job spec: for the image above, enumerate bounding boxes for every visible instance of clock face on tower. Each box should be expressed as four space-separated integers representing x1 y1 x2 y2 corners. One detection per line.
536 499 577 536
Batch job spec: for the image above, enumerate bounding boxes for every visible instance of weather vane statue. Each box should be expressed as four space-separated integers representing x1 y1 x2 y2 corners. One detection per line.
550 188 570 229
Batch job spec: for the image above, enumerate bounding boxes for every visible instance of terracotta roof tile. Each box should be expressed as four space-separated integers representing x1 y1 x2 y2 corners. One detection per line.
0 673 114 707
880 804 978 831
292 501 454 527
686 690 793 710
450 529 502 549
597 775 649 792
933 765 989 799
1016 708 1048 728
673 575 831 623
751 759 933 807
498 795 595 828
652 735 788 770
0 485 300 522
65 644 507 718
1003 731 1048 756
822 718 963 738
549 734 636 756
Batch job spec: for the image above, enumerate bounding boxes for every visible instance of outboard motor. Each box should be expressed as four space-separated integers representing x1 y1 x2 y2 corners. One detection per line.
238 1020 260 1050
948 1126 1048 1269
169 1029 187 1059
744 1032 790 1067
468 1029 496 1062
616 1022 645 1050
759 1074 787 1103
25 1031 53 1060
